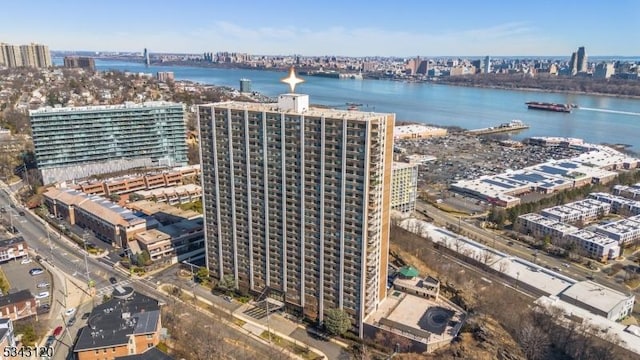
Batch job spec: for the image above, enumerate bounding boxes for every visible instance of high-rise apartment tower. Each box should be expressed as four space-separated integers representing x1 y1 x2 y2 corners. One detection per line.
198 69 395 335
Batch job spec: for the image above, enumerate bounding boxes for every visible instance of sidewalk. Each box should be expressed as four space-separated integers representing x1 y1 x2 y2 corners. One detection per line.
157 284 328 360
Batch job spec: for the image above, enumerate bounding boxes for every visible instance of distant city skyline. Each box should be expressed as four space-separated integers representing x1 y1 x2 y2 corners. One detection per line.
2 0 638 57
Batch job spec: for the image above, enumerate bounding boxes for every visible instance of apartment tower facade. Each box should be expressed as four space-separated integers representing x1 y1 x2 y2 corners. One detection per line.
30 101 188 184
198 78 395 335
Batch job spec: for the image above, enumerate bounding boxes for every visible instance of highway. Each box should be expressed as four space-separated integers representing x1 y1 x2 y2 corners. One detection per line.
0 187 283 360
416 200 637 295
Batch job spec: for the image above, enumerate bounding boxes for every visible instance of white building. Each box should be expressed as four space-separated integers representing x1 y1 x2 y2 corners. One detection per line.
595 218 640 246
589 192 640 215
515 213 579 241
558 281 635 321
540 199 610 224
535 296 640 355
391 162 418 214
564 230 620 262
393 124 447 140
613 183 640 200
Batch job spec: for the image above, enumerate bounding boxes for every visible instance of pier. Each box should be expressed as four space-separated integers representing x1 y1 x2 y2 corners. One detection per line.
466 120 529 136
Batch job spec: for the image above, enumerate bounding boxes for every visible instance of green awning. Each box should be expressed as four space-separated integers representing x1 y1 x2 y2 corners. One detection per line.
398 266 419 278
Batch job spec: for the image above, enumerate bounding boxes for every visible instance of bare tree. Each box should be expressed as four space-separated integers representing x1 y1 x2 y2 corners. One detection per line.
518 323 549 360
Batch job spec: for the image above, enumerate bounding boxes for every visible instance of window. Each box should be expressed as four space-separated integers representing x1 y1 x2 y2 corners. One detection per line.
146 334 153 339
147 343 153 348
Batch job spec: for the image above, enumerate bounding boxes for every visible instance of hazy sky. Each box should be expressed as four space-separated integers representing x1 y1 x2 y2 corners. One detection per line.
2 0 637 56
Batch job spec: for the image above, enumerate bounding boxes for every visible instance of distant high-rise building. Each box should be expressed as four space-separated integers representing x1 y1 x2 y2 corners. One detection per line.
569 51 578 75
577 46 588 73
198 68 395 336
156 71 175 82
239 78 252 93
0 44 22 68
484 56 491 74
144 48 150 67
594 62 615 79
33 43 52 67
0 43 50 68
19 45 37 67
63 56 96 71
30 102 188 184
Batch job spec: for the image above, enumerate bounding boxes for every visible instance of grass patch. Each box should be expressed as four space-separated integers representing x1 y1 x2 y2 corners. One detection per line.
0 267 10 294
156 341 169 353
232 318 246 327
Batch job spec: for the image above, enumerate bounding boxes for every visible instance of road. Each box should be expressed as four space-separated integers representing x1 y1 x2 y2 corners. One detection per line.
0 187 283 360
416 200 637 295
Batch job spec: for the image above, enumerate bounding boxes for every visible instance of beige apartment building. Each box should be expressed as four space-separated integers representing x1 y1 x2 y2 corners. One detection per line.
0 43 51 68
391 162 418 214
198 87 395 336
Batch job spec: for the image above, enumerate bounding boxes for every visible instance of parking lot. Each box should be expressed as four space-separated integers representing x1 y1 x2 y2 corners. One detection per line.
1 257 53 309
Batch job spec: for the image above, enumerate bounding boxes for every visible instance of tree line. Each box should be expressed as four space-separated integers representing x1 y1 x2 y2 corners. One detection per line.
435 73 640 97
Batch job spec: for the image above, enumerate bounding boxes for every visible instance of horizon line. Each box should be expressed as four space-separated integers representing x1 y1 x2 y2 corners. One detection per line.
50 50 640 59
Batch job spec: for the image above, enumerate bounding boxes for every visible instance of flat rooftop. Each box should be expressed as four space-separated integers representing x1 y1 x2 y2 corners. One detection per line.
201 101 392 122
126 200 201 224
535 296 640 355
560 281 633 314
567 230 618 246
596 218 640 236
392 162 417 171
30 101 181 115
491 257 576 296
394 124 445 136
366 292 464 344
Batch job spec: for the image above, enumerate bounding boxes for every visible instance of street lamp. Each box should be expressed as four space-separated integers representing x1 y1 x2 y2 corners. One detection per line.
515 272 520 289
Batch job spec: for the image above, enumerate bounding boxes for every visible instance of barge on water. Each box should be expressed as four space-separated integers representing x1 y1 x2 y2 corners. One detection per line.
466 120 529 135
525 101 576 113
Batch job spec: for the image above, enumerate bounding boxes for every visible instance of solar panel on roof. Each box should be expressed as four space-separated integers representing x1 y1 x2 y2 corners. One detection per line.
481 179 514 189
537 165 568 176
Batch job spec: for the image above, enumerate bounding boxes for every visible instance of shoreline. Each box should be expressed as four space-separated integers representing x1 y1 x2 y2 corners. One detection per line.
95 58 640 100
427 81 640 100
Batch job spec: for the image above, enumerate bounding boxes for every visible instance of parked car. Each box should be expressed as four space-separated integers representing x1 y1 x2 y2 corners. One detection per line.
67 317 76 327
52 326 63 337
64 308 76 317
81 312 90 320
37 282 49 289
109 277 118 284
20 257 32 265
29 268 44 276
45 335 55 347
35 291 50 299
38 304 51 312
18 211 25 216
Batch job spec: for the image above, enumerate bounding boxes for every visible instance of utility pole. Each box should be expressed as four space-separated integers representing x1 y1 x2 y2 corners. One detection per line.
83 230 91 283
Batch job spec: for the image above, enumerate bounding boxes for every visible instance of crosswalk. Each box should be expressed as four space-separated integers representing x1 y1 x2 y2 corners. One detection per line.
95 280 134 296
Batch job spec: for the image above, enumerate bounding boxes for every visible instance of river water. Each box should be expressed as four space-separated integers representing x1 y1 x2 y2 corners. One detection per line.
55 58 640 150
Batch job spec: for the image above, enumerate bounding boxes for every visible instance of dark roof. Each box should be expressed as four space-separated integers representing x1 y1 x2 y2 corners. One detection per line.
0 236 26 248
73 291 160 352
0 290 33 307
115 347 174 360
